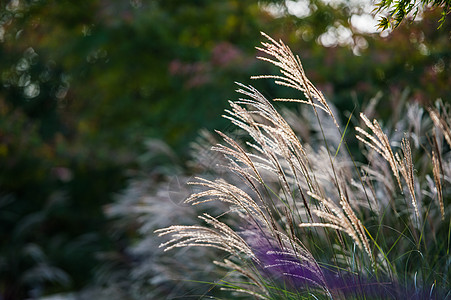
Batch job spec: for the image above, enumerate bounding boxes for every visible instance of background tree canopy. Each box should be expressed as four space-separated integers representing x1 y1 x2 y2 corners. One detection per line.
375 0 451 29
0 0 449 298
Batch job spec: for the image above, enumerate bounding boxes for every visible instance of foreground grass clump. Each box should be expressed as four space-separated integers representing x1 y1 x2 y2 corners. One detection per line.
156 33 450 299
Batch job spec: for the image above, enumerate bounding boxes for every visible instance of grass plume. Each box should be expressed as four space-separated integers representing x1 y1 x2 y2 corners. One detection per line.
156 33 450 299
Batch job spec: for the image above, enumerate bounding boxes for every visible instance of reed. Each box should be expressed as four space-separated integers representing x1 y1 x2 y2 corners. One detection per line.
156 33 450 299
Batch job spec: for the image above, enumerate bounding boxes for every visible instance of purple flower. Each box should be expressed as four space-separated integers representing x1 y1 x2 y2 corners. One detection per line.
242 229 326 292
242 228 445 299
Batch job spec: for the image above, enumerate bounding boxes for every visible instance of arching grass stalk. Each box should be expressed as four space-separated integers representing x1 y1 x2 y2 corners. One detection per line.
156 33 450 299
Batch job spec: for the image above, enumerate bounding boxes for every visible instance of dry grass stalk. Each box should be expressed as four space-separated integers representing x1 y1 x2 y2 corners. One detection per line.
395 137 420 220
232 83 308 160
155 213 254 258
154 33 451 298
214 259 269 296
356 113 402 190
186 177 266 220
263 251 325 289
213 129 265 183
251 32 339 128
299 192 373 261
428 107 451 148
432 150 444 219
258 229 328 289
339 195 372 260
221 83 318 217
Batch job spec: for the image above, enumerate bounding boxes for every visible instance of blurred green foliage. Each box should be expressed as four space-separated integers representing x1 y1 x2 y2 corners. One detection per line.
0 0 281 298
0 0 449 298
375 0 451 29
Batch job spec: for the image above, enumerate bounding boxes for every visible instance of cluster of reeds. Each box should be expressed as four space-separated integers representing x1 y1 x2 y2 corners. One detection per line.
156 33 450 299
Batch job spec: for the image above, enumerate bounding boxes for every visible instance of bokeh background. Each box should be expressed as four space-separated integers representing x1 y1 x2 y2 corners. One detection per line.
0 0 449 299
